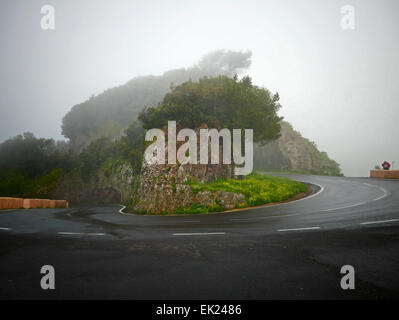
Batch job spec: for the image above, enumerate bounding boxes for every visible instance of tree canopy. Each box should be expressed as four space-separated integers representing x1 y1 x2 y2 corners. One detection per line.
139 75 283 144
0 132 75 180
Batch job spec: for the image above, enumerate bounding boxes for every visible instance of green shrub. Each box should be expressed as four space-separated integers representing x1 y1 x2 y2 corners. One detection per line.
0 168 63 198
172 203 223 214
135 173 307 215
186 172 307 207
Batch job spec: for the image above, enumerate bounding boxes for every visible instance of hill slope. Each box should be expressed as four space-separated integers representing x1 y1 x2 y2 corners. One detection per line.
61 50 342 176
61 50 252 149
254 122 342 176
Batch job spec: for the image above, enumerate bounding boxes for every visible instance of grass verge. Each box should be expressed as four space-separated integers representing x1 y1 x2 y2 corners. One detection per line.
180 172 307 213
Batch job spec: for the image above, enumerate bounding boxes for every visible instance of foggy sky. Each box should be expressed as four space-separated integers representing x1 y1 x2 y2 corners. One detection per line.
1 0 398 176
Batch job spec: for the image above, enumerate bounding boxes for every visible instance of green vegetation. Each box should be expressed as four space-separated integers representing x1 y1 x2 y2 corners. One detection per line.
61 50 252 149
0 132 75 179
0 132 74 198
0 168 63 198
260 169 315 175
259 168 342 176
0 49 342 205
76 121 145 180
186 172 307 207
135 173 307 215
0 125 145 199
139 75 282 144
170 203 224 215
254 122 343 176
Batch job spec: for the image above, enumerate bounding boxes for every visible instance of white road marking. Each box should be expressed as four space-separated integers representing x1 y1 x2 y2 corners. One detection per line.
293 182 324 202
200 180 324 215
320 184 389 212
118 204 134 216
247 179 325 207
277 227 320 232
58 232 105 236
116 178 325 218
172 232 226 236
360 219 399 225
363 183 390 201
230 213 299 221
373 194 387 201
118 204 137 216
321 202 367 212
0 227 12 231
373 187 389 201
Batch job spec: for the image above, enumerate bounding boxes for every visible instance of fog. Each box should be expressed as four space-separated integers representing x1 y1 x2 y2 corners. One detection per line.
0 0 398 176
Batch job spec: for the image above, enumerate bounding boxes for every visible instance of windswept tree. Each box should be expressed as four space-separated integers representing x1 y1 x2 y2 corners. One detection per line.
139 75 283 144
194 49 252 78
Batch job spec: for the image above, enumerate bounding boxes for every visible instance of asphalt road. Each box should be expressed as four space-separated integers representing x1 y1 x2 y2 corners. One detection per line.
0 173 398 299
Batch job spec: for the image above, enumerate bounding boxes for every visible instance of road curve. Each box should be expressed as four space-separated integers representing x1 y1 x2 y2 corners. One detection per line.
0 173 398 299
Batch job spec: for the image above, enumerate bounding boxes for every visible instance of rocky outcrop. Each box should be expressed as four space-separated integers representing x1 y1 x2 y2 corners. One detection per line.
97 161 136 204
254 122 342 176
134 124 246 214
134 160 190 213
196 191 246 210
56 160 138 205
134 155 246 213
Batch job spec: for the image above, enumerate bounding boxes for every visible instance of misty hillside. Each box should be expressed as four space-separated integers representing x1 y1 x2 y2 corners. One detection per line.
254 122 342 176
61 50 342 176
61 50 252 149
